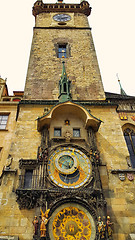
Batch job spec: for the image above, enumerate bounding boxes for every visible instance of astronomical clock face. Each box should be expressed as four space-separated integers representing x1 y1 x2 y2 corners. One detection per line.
48 147 92 188
49 203 96 240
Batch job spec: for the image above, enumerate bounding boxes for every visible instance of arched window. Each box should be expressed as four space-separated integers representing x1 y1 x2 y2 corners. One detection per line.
124 128 135 168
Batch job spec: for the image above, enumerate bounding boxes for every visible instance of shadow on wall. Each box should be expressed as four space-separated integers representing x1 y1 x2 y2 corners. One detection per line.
97 132 128 166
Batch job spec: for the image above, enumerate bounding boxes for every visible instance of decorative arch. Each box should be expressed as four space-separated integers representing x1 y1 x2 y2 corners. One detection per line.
37 101 101 132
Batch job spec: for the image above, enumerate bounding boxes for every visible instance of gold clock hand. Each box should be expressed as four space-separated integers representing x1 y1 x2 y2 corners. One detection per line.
58 160 68 168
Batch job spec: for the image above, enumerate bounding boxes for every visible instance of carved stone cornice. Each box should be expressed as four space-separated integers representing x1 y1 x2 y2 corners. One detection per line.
111 169 135 173
16 187 103 210
16 189 41 209
19 159 38 169
32 1 91 17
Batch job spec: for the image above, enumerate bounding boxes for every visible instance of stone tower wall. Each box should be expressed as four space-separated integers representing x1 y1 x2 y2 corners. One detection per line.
24 12 105 100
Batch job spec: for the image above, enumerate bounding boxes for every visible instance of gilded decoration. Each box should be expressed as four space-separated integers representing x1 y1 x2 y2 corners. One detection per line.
131 116 135 121
48 147 92 188
118 112 128 120
40 208 51 237
49 203 96 240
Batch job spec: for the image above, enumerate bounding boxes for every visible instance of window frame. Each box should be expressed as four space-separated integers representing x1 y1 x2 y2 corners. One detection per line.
24 169 33 189
55 43 71 58
73 128 81 138
124 128 135 168
0 113 9 130
58 44 67 58
54 127 62 137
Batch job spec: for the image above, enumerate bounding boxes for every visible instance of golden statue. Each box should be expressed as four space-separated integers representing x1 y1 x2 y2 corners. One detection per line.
97 216 106 239
40 208 50 237
107 216 113 239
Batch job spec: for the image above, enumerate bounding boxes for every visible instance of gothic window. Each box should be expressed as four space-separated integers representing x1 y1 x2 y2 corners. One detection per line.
124 128 135 168
54 128 61 137
0 115 8 130
73 128 80 137
24 169 33 189
58 45 67 58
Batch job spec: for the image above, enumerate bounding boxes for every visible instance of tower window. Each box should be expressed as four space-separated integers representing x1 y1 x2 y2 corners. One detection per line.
124 128 135 168
58 45 67 58
73 129 80 137
54 128 61 137
0 115 9 130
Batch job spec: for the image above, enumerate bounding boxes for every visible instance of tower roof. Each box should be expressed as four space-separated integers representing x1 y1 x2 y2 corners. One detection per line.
58 61 72 102
33 0 91 17
118 79 127 96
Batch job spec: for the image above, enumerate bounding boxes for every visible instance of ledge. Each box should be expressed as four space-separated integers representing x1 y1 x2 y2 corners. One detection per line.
3 169 17 174
19 99 117 106
0 236 19 240
34 27 92 30
0 102 18 106
111 169 135 174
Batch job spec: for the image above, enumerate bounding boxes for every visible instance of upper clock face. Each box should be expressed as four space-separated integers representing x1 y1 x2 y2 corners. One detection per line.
48 147 92 188
53 14 71 22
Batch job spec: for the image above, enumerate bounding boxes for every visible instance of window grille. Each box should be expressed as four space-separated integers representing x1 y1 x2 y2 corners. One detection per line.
58 45 66 58
54 128 61 137
73 129 80 137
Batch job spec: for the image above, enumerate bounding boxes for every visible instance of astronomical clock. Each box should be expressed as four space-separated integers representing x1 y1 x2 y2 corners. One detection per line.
48 147 92 189
46 146 98 240
48 203 96 240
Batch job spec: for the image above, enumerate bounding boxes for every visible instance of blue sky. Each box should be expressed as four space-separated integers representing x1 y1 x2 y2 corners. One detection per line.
0 0 135 96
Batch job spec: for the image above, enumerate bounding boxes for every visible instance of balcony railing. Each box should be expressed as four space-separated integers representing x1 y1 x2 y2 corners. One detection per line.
19 174 46 189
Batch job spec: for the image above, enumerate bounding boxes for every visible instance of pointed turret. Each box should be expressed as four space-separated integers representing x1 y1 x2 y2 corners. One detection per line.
58 61 72 102
118 79 127 96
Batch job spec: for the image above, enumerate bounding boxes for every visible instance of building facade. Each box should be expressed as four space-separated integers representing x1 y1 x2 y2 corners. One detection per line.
0 1 135 240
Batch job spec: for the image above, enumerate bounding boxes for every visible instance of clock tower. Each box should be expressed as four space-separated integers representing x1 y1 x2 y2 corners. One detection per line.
1 0 135 239
16 1 107 239
16 0 107 239
24 0 105 101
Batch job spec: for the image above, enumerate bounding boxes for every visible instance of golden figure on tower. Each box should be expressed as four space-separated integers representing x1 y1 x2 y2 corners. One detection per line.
40 208 50 237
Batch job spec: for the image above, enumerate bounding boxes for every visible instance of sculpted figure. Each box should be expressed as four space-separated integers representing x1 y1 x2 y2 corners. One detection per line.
97 216 106 240
32 216 39 235
40 208 50 237
38 147 43 160
107 216 113 239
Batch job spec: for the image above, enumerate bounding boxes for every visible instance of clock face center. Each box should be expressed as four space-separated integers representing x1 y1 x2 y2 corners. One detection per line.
58 155 74 170
55 151 78 175
65 221 78 236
